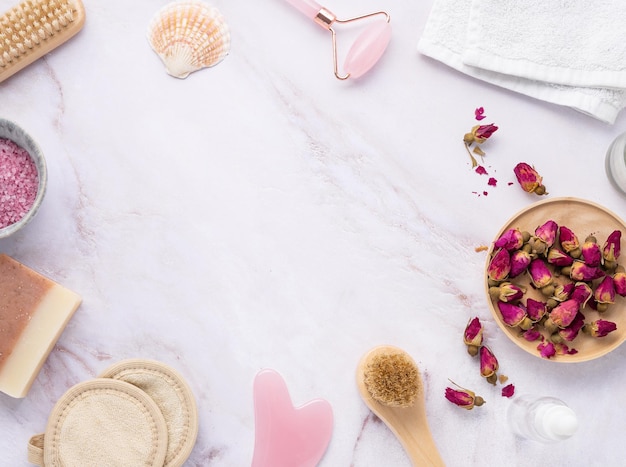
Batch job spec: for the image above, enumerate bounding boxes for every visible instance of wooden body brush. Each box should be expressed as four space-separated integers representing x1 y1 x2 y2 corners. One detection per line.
356 345 445 467
0 0 85 83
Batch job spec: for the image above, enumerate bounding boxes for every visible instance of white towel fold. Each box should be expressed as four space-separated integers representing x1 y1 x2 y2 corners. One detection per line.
417 0 626 123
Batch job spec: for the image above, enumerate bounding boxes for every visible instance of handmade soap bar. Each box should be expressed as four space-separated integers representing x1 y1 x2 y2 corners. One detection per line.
0 254 81 398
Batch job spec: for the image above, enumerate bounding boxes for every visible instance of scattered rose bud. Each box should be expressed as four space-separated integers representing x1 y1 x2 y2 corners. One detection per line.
557 312 586 342
603 230 621 263
559 226 580 254
497 301 532 329
581 240 602 267
569 261 605 282
583 319 617 337
463 123 498 168
501 384 515 398
553 283 574 302
546 299 579 329
510 250 532 278
488 248 511 282
528 258 553 289
479 346 499 384
495 228 525 251
594 276 616 305
535 220 558 249
445 385 485 410
513 162 547 195
570 282 593 308
547 248 574 267
497 282 525 302
463 317 484 356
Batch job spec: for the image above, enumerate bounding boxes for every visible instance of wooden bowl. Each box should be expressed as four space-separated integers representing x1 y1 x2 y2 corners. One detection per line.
485 197 626 362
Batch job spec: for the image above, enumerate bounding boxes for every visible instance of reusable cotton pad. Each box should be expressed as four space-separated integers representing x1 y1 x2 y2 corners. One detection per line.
27 359 198 467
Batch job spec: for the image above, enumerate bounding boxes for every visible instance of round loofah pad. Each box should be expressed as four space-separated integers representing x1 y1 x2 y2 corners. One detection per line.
42 378 169 466
99 359 199 467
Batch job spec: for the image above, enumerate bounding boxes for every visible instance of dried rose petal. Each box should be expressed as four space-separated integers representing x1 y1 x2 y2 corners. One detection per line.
488 248 511 282
475 166 488 175
528 258 553 288
558 312 585 341
559 226 580 253
501 384 515 398
445 387 485 410
555 343 578 355
594 276 616 305
548 299 579 328
510 250 532 278
497 301 531 328
479 346 499 384
526 298 548 322
547 248 574 267
569 261 604 282
603 230 621 263
584 319 617 337
463 317 483 356
538 341 556 359
522 327 543 342
514 162 547 195
474 107 486 121
495 228 524 251
581 240 602 267
614 271 626 297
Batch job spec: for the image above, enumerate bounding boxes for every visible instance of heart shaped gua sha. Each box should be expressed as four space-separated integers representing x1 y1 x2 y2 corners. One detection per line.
251 369 333 467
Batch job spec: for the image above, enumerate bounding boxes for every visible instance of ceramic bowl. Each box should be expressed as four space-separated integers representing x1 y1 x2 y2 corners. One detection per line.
0 119 47 239
485 197 626 362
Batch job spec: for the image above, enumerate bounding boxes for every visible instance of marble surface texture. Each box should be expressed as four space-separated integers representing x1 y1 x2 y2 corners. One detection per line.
1 0 626 466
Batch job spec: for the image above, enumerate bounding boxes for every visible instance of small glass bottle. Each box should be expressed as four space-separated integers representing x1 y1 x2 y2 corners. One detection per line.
605 132 626 196
506 395 578 443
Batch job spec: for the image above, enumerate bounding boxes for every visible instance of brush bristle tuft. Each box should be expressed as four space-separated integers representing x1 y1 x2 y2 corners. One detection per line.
364 351 421 408
0 0 78 68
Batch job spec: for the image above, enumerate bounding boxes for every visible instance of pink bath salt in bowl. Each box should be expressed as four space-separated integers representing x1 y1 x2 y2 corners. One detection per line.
0 119 47 239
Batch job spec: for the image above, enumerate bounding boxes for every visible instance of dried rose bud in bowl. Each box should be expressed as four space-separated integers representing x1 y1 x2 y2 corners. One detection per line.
0 119 47 239
484 197 626 362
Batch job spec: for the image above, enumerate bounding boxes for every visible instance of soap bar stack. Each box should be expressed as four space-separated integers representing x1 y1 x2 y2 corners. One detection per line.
0 254 81 398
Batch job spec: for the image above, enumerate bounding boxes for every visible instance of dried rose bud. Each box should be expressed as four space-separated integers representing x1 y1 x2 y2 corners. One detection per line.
494 228 525 251
474 123 498 141
526 298 548 322
501 383 515 398
497 301 532 329
559 226 580 254
463 317 483 356
514 162 547 195
445 386 485 410
510 249 532 278
594 276 616 305
583 319 617 337
581 240 602 267
613 271 626 297
553 283 574 302
479 346 499 384
537 341 556 359
569 261 605 282
497 282 525 302
522 327 543 342
570 282 593 308
547 248 574 267
535 220 558 249
546 299 579 329
557 312 585 342
487 248 511 282
603 230 622 263
528 258 553 289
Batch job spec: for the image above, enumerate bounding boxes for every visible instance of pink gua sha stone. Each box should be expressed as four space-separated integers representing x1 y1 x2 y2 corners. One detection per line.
251 369 334 467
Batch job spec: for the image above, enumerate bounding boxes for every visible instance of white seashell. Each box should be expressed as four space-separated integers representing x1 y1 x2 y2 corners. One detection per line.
147 0 230 79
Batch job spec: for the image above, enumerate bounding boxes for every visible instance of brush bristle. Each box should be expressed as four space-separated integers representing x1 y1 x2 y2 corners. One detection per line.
364 351 421 408
0 0 78 68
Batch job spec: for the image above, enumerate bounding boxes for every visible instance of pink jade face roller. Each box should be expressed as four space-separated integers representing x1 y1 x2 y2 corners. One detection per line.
283 0 391 80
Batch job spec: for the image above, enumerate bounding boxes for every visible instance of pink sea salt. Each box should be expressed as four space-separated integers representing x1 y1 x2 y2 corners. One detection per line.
0 138 38 229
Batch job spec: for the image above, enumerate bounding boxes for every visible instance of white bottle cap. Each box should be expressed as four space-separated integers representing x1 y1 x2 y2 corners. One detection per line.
541 405 578 440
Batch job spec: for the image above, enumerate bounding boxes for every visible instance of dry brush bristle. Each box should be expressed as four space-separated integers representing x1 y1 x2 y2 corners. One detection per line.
364 351 421 408
0 0 77 67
